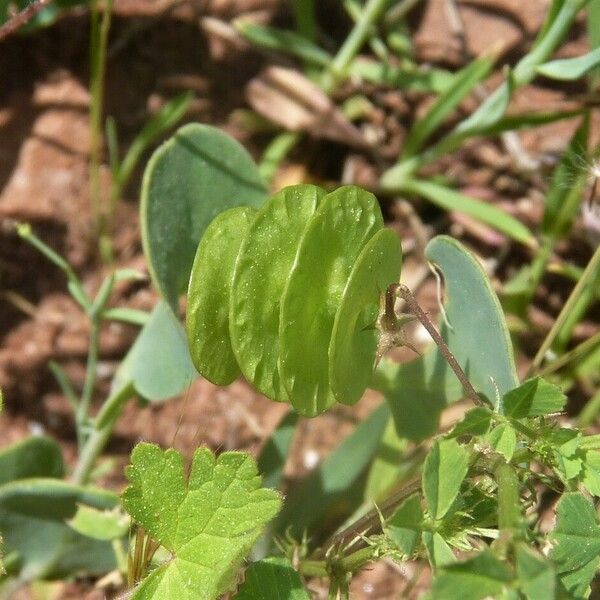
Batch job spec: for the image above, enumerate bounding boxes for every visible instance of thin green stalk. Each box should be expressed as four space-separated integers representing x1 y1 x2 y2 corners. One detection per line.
89 0 102 225
384 0 421 26
529 243 600 374
323 0 389 92
299 560 329 578
17 223 76 280
338 546 377 573
72 381 135 484
94 380 135 430
539 330 600 377
259 132 301 184
77 318 101 440
555 260 600 351
494 460 521 538
294 0 316 40
49 361 79 414
89 0 114 262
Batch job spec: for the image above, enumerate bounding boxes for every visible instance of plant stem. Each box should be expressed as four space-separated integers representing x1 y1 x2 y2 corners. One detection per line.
320 476 421 554
494 460 521 541
538 330 600 377
0 0 50 41
72 381 135 485
323 0 390 93
89 0 114 262
529 243 600 375
393 283 483 406
76 317 101 443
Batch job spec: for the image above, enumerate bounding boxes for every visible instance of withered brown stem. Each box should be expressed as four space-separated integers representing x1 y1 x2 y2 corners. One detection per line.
0 0 50 41
392 283 483 407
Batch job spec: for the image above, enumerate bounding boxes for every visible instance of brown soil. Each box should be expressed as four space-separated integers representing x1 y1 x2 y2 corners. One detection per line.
0 0 599 598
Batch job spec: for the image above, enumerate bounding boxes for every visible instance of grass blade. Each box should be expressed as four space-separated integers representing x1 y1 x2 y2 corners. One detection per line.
400 178 535 246
402 52 496 158
235 21 331 68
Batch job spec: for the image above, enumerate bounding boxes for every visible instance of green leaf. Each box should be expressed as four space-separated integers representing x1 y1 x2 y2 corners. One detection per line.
402 53 495 158
235 21 332 67
430 551 512 599
487 424 517 461
279 186 383 416
117 301 196 402
515 544 556 600
122 443 281 600
67 505 130 541
401 179 534 246
588 0 600 87
330 228 402 406
230 185 323 399
234 557 309 600
274 403 389 538
558 555 600 599
549 492 600 574
187 206 257 385
422 531 455 568
537 47 600 80
375 235 518 441
448 407 492 438
423 439 469 520
141 123 266 309
386 494 423 556
0 479 117 581
581 450 600 496
0 436 64 485
448 71 514 142
503 378 566 418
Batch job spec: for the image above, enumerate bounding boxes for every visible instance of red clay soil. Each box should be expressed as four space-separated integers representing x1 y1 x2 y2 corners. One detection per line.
0 0 598 598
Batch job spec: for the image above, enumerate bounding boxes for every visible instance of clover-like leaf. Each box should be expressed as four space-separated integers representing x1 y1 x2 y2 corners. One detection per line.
141 123 266 309
230 185 323 400
423 438 469 520
116 301 197 402
234 557 310 600
515 544 555 600
187 206 258 385
375 235 518 441
429 550 511 599
503 377 566 419
386 494 423 556
487 423 517 462
122 443 281 600
549 492 600 574
279 186 383 416
329 228 402 406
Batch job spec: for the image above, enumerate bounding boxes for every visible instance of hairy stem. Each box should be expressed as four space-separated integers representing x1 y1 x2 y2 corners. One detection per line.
393 283 482 406
495 461 521 533
0 0 50 41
